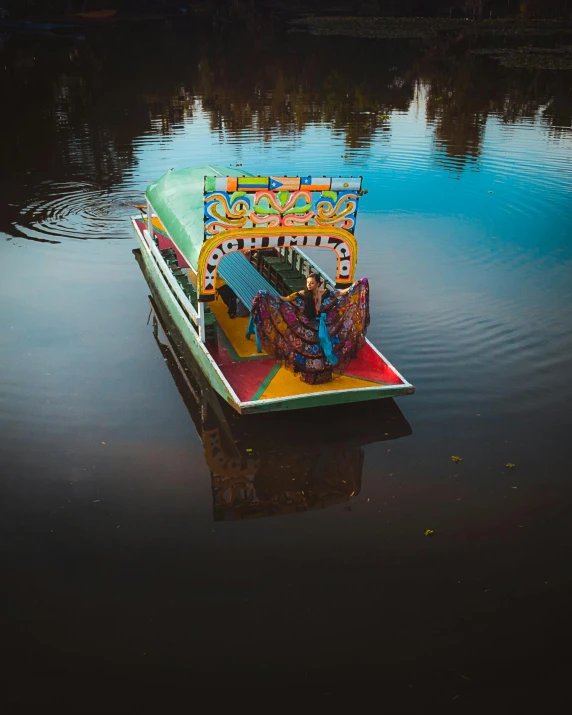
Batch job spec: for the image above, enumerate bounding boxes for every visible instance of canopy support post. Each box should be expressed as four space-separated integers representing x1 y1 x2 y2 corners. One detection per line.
146 199 154 243
197 301 206 343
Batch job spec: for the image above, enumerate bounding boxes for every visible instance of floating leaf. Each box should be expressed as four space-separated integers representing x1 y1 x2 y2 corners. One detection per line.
424 529 435 537
451 455 463 463
505 462 515 469
246 448 252 453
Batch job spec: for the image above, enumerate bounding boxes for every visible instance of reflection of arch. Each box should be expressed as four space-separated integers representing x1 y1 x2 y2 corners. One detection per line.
197 226 358 299
203 428 259 479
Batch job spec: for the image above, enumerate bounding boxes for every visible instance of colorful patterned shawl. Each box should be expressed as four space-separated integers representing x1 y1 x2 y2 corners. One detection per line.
250 277 370 384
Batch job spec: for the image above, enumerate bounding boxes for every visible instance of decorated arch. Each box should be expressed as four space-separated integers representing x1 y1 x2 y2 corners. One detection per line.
197 226 358 300
198 174 364 300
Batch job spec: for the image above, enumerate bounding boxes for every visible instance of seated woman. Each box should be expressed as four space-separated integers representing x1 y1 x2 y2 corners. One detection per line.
250 272 370 385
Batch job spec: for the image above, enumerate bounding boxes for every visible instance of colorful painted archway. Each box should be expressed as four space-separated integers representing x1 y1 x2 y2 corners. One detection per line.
196 226 358 299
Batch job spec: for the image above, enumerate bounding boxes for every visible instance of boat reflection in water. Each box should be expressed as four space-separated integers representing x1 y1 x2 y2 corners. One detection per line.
135 249 412 521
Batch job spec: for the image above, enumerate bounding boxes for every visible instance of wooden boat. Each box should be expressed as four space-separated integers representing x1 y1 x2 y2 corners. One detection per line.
131 165 415 414
135 253 412 520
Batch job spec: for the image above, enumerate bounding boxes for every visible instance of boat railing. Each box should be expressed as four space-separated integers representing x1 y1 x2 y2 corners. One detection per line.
276 246 335 290
141 198 205 336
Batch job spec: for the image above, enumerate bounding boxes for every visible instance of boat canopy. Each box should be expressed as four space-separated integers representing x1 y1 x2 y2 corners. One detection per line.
146 165 364 301
146 165 250 271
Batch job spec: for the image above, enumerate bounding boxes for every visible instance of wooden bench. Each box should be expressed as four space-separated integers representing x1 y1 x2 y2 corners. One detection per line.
217 252 279 351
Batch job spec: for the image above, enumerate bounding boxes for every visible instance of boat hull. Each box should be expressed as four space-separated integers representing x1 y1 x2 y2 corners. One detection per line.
132 218 415 414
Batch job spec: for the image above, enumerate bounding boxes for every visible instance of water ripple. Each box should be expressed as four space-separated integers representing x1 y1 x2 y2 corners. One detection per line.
13 182 141 243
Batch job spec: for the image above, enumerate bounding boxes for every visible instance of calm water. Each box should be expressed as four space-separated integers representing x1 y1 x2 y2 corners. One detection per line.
1 15 572 708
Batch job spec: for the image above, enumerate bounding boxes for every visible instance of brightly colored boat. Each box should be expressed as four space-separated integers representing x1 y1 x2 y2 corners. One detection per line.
136 258 412 520
131 165 415 414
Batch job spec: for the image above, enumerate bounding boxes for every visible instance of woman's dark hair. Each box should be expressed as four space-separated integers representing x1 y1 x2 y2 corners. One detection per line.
303 272 322 320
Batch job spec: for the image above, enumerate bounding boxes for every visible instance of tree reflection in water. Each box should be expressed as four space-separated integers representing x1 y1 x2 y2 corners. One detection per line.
0 16 570 211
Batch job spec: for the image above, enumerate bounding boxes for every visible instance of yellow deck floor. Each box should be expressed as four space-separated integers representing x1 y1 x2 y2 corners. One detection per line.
259 365 379 400
209 279 380 400
209 292 268 359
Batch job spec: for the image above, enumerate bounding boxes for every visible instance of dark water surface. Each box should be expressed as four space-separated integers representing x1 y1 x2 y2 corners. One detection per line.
1 16 572 709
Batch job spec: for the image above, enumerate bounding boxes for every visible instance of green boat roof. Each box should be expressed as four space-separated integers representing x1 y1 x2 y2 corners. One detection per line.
146 165 252 269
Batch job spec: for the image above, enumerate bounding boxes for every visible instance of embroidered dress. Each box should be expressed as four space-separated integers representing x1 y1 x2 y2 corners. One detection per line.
250 278 370 384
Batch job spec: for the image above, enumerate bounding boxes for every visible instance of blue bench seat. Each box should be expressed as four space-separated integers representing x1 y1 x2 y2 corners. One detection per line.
217 252 279 352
